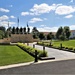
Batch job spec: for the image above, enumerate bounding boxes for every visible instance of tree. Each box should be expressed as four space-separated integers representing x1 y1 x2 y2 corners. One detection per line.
59 35 65 41
0 26 5 32
5 31 8 38
20 27 23 34
0 26 5 38
23 27 26 34
56 26 71 40
16 27 19 34
56 27 63 39
27 27 30 34
7 27 11 37
12 27 15 34
32 27 39 39
47 32 54 40
64 26 70 39
0 30 4 39
39 32 45 40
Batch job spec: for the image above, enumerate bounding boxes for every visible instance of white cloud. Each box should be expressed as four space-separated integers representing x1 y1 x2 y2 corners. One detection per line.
37 26 58 32
29 13 35 15
64 14 73 18
40 24 46 27
21 3 75 16
21 12 35 16
30 3 51 15
30 25 75 32
0 15 9 21
70 25 75 30
30 3 58 15
10 16 15 18
21 3 62 16
55 5 75 15
0 15 16 27
21 12 29 16
0 21 16 27
0 8 10 12
9 22 16 25
44 18 47 20
29 18 43 23
70 0 73 3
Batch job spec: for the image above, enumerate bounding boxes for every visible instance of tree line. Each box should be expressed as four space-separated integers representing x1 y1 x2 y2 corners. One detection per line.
10 27 30 34
0 26 30 39
32 26 71 41
0 26 71 41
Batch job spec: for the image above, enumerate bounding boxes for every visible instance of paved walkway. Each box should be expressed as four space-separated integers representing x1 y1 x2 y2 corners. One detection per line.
29 43 75 60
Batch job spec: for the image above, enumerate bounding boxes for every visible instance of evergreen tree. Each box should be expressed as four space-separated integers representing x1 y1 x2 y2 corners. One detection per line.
56 27 63 39
64 26 71 39
32 27 39 39
47 32 54 40
20 27 23 34
27 27 30 34
16 27 19 34
12 27 15 34
23 27 26 34
39 32 45 40
0 26 5 32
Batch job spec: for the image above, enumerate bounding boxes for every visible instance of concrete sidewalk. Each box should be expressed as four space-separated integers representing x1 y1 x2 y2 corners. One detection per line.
29 43 75 60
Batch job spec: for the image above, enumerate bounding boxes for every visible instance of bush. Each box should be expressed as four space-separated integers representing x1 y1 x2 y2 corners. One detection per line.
73 48 75 52
59 35 66 41
65 46 68 49
68 47 73 50
17 43 47 58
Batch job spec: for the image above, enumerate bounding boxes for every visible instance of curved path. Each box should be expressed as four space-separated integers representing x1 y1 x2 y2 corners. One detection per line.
29 43 75 60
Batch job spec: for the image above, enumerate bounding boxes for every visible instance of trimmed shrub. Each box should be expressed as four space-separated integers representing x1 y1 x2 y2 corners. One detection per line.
68 47 73 50
65 46 68 49
17 43 47 58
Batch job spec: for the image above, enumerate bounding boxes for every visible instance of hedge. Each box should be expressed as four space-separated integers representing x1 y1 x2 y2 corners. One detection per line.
17 43 47 58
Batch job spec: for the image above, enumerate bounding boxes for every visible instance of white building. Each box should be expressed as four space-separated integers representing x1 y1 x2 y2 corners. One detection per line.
69 30 75 39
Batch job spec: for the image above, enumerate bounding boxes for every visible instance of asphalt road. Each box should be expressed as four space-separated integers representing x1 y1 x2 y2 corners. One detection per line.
0 59 75 74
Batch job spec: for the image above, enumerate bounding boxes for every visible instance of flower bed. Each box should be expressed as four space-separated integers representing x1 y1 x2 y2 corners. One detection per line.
17 43 47 58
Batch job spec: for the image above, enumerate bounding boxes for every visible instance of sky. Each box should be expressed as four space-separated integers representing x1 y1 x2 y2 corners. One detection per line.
0 0 75 32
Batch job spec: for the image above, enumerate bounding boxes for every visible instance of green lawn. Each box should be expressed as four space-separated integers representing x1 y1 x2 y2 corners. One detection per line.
40 40 75 48
53 40 75 48
0 45 34 66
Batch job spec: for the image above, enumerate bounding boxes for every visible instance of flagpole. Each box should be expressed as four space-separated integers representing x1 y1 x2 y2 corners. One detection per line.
17 17 19 28
27 22 29 28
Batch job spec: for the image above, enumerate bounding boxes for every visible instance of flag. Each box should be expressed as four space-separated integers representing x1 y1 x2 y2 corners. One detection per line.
17 17 19 27
27 22 29 27
18 17 19 24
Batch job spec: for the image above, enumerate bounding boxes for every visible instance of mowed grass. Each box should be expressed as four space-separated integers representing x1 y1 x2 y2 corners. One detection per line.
52 40 75 48
0 45 34 66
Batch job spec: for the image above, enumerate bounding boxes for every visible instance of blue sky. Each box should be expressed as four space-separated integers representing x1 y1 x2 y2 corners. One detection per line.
0 0 75 32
